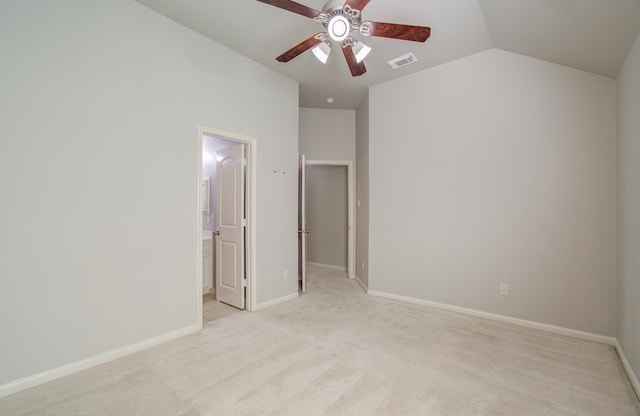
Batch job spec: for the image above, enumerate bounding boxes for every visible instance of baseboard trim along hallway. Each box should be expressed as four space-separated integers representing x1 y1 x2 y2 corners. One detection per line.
306 262 347 272
616 340 640 400
355 275 368 293
367 289 615 346
0 291 302 399
367 289 640 399
0 324 201 399
253 292 299 312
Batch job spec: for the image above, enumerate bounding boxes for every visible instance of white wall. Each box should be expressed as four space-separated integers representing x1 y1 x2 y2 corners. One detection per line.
617 32 640 379
369 49 617 336
0 0 299 387
355 94 370 287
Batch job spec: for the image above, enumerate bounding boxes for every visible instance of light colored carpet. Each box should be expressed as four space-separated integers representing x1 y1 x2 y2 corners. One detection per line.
1 265 639 415
203 292 242 323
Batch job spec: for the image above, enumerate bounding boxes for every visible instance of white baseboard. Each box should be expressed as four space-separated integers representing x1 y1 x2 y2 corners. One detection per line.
355 275 368 293
371 288 640 397
253 292 299 312
615 340 640 400
0 324 200 399
306 262 347 272
367 289 616 346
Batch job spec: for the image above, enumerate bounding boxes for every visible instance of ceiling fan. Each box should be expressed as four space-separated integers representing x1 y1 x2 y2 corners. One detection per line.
256 0 431 77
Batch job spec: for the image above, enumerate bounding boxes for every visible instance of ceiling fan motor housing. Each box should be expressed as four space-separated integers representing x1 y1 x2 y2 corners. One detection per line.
318 0 363 38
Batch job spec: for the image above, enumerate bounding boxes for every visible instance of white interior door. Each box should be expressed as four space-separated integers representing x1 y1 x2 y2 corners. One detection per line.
215 143 245 309
299 154 308 293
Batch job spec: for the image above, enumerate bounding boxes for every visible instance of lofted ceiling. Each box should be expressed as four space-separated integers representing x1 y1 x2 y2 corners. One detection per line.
135 0 640 109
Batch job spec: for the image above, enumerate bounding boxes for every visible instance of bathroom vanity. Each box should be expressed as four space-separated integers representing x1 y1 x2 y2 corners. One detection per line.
202 231 214 294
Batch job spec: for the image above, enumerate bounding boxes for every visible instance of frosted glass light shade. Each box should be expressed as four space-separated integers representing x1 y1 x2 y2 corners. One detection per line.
312 42 331 64
353 41 371 63
328 15 350 42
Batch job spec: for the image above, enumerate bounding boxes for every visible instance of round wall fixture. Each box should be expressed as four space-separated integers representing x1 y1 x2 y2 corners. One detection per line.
328 15 350 42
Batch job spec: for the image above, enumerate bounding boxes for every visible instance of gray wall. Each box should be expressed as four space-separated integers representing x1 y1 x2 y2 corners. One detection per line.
305 166 348 268
369 49 617 336
0 0 299 387
299 108 355 161
355 94 370 287
617 32 640 380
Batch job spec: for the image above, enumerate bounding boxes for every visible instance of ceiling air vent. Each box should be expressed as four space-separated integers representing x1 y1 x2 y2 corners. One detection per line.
387 52 418 69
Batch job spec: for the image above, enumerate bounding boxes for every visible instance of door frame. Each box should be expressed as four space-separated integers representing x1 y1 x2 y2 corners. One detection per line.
197 126 257 329
304 159 355 279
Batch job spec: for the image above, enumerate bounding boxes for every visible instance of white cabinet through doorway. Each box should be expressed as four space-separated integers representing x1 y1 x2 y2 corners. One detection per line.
202 237 214 294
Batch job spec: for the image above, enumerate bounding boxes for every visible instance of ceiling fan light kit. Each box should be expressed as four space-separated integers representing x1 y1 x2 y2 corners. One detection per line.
328 14 350 41
257 0 431 77
352 40 371 63
312 41 332 64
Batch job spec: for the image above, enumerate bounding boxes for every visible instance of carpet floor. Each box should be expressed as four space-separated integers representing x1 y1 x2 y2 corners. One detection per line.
1 264 638 415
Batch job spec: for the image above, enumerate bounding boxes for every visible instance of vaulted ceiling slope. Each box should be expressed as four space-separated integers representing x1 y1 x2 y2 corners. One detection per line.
135 0 640 109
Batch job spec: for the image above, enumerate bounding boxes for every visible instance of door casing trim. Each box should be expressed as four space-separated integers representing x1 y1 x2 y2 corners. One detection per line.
304 159 355 279
197 126 257 329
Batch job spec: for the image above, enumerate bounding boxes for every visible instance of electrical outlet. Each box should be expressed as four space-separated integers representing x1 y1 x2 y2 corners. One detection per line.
500 283 509 296
284 269 290 280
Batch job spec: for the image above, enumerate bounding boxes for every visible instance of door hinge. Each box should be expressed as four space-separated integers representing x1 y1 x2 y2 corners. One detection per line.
242 218 247 227
242 278 247 287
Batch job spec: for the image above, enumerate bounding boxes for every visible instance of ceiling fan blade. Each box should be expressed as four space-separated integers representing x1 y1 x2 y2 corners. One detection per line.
365 22 431 42
341 44 367 77
276 33 324 62
344 0 371 12
256 0 322 19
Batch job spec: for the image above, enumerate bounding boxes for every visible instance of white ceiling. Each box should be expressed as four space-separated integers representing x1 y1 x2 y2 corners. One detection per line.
135 0 640 109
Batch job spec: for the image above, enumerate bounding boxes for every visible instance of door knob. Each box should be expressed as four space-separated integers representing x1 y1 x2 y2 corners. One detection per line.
213 231 220 236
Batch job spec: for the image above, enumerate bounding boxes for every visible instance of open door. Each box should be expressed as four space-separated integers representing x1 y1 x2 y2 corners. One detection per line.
215 143 246 309
298 154 308 293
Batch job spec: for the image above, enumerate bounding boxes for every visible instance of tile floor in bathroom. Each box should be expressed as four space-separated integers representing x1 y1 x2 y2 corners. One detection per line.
203 291 243 323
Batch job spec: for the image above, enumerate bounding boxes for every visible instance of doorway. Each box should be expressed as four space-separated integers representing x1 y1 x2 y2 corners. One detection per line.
306 165 348 269
197 126 257 329
299 157 355 292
